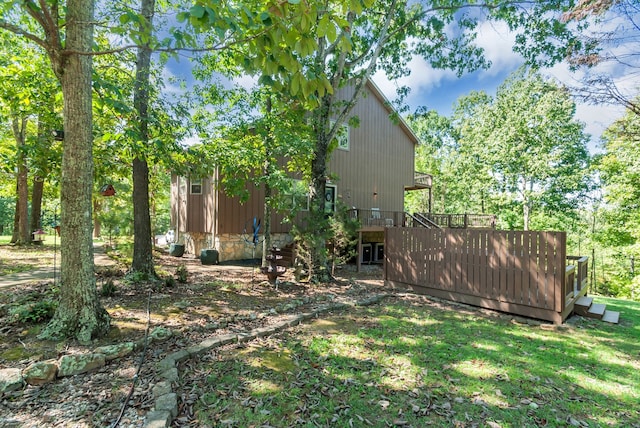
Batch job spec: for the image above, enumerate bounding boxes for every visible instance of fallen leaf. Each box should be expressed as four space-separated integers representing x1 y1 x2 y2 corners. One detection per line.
378 399 390 409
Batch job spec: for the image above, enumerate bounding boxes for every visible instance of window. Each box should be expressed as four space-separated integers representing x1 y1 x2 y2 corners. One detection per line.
190 179 202 195
330 120 349 151
325 185 337 213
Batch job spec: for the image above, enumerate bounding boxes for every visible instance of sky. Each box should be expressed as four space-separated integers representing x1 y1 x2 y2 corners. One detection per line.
371 20 628 154
165 7 634 154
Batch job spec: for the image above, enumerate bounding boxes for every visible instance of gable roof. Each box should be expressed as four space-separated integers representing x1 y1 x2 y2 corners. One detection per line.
365 79 421 146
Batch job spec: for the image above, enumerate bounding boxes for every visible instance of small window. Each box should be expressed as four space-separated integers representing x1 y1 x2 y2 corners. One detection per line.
325 185 337 213
190 179 202 195
330 120 349 151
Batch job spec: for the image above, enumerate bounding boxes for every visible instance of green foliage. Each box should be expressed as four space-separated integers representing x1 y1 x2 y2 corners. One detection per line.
100 279 117 297
328 203 360 267
125 270 149 284
176 263 188 283
164 274 176 288
411 69 592 231
10 301 57 324
9 298 57 324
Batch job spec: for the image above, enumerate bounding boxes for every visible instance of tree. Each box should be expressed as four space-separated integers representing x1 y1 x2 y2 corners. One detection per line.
596 104 640 244
130 0 157 277
563 0 640 116
457 69 591 230
180 0 590 281
1 0 111 342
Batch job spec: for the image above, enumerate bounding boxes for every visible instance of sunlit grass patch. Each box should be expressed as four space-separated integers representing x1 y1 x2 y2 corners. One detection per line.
190 297 640 427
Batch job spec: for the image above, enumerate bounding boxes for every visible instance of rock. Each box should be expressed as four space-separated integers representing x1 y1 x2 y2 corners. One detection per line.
22 360 58 385
58 353 106 377
152 381 172 398
94 342 135 361
0 368 24 395
144 410 172 428
149 327 172 342
155 392 178 418
159 368 179 383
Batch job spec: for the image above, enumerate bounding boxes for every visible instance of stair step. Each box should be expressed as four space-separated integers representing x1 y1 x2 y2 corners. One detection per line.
575 296 593 308
586 303 606 319
602 310 620 324
574 296 593 316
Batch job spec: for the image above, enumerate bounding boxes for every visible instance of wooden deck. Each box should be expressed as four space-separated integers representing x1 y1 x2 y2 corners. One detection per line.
384 228 590 324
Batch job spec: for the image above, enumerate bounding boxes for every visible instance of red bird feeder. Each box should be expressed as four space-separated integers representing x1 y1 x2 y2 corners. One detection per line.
100 184 116 197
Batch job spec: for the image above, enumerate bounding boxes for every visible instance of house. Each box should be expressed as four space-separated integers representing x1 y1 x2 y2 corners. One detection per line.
170 79 432 262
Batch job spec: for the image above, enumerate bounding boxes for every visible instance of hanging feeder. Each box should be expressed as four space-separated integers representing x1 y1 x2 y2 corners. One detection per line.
100 184 116 196
32 229 46 242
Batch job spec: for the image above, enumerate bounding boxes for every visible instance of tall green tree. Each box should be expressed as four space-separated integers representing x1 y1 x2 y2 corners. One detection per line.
0 33 55 244
130 0 157 276
177 0 592 281
1 0 111 342
596 104 640 246
456 69 591 230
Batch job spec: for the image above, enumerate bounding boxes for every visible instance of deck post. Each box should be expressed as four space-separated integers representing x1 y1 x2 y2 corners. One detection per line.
357 230 362 273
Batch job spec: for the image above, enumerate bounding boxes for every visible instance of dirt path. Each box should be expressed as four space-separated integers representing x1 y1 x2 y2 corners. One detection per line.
0 242 118 290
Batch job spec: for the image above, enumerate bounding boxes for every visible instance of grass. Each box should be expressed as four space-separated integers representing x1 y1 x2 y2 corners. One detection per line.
192 296 640 427
0 237 58 275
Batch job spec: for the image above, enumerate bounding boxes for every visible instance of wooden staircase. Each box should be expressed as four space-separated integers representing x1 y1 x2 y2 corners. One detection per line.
574 296 620 324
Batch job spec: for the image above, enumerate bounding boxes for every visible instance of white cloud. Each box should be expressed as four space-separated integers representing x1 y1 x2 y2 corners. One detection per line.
474 20 522 78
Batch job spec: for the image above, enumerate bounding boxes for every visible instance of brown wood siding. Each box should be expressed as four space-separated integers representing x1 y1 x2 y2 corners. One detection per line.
329 83 415 213
385 228 569 323
186 178 214 233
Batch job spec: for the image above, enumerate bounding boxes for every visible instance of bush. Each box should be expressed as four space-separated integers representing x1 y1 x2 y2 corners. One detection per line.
100 279 117 297
176 264 188 283
9 300 57 324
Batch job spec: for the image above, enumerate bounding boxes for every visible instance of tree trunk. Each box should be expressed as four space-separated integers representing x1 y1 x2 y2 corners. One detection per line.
10 181 19 244
30 115 49 240
307 111 332 282
130 0 156 277
30 178 44 235
40 0 110 344
12 116 30 244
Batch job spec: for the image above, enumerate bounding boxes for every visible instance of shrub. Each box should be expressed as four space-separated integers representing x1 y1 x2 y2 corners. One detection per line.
100 279 117 297
9 300 57 324
176 264 188 283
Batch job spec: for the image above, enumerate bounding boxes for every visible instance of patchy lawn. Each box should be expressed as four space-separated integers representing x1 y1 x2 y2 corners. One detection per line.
184 296 640 427
0 242 638 427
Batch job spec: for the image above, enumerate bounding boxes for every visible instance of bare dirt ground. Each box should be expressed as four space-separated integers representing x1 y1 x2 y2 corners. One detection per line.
0 247 386 427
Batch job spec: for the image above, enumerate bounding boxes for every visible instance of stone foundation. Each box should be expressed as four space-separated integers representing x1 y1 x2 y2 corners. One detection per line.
178 232 293 262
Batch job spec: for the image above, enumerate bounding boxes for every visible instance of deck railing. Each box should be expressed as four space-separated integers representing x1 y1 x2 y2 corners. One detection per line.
384 228 587 324
349 209 404 227
417 213 497 229
414 172 433 188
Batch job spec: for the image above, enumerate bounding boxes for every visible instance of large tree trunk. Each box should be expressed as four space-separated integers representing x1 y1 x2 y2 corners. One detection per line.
307 109 332 283
12 116 30 244
130 0 156 277
40 0 110 344
30 178 44 234
11 181 19 244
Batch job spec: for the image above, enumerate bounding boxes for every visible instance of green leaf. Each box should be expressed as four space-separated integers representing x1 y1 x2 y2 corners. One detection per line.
190 5 206 19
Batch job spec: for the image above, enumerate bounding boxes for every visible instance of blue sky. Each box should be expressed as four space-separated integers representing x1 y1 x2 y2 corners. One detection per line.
371 20 629 154
165 14 632 154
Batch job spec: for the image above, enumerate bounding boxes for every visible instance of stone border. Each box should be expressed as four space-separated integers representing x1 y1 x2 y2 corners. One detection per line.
143 293 393 428
0 289 395 426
